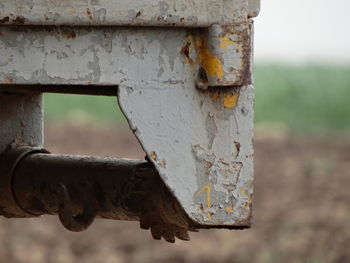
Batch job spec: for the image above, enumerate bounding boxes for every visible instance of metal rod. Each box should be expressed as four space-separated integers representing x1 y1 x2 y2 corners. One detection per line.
0 85 119 96
0 147 194 242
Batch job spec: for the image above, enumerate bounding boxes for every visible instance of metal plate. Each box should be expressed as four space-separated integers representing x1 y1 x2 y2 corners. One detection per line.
0 26 253 227
119 84 254 226
0 0 250 27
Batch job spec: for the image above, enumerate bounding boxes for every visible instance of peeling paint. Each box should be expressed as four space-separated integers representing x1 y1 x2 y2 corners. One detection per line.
0 0 251 27
223 92 239 109
218 36 235 51
0 13 255 227
195 37 224 78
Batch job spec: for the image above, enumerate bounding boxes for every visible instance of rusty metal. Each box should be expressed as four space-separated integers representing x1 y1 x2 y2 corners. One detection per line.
0 147 195 242
0 85 118 96
191 22 253 89
57 182 98 232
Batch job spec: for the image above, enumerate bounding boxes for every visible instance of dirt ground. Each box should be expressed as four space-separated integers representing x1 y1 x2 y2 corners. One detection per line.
0 122 349 263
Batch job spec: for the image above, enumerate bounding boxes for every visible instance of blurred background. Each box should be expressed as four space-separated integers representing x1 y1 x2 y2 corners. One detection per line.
1 0 350 262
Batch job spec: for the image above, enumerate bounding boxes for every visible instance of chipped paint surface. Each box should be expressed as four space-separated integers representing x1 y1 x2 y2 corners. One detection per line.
119 81 254 226
195 38 224 78
0 94 43 153
183 22 253 88
0 22 254 226
224 92 239 109
0 0 250 27
218 36 236 51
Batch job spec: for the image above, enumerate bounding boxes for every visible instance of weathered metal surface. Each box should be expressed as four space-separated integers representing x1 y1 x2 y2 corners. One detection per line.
0 24 252 87
119 85 254 227
192 22 253 88
248 0 260 18
0 148 195 242
0 93 43 153
0 0 250 27
0 24 254 227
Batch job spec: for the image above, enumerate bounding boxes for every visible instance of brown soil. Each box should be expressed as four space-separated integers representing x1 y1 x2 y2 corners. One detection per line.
0 122 349 263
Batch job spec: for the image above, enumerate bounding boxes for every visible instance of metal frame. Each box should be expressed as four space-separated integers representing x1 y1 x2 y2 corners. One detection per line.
0 0 259 235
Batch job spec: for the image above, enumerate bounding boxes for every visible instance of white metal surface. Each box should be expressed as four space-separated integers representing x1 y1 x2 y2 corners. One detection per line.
0 0 259 27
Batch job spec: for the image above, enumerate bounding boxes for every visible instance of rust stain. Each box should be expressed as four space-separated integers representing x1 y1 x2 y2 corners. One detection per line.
234 141 241 157
60 27 76 39
4 77 15 84
209 90 220 103
222 23 253 86
223 92 239 109
0 17 10 24
0 15 25 24
180 41 194 65
86 8 93 20
12 16 25 24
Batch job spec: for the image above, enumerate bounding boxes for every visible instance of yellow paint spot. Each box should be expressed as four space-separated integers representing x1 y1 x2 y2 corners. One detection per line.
202 184 211 209
224 92 239 109
150 152 157 160
218 36 235 51
225 206 234 213
240 188 248 196
158 161 166 166
195 38 224 78
196 184 212 220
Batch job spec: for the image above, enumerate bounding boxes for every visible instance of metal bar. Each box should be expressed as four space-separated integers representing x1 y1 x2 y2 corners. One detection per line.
0 85 118 96
0 0 250 27
0 147 193 242
0 94 43 153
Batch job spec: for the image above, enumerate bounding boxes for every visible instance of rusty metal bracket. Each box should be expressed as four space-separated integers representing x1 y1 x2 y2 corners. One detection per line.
57 182 98 232
191 22 253 89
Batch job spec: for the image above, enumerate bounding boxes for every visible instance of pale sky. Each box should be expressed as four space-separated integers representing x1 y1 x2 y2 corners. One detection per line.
254 0 350 64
